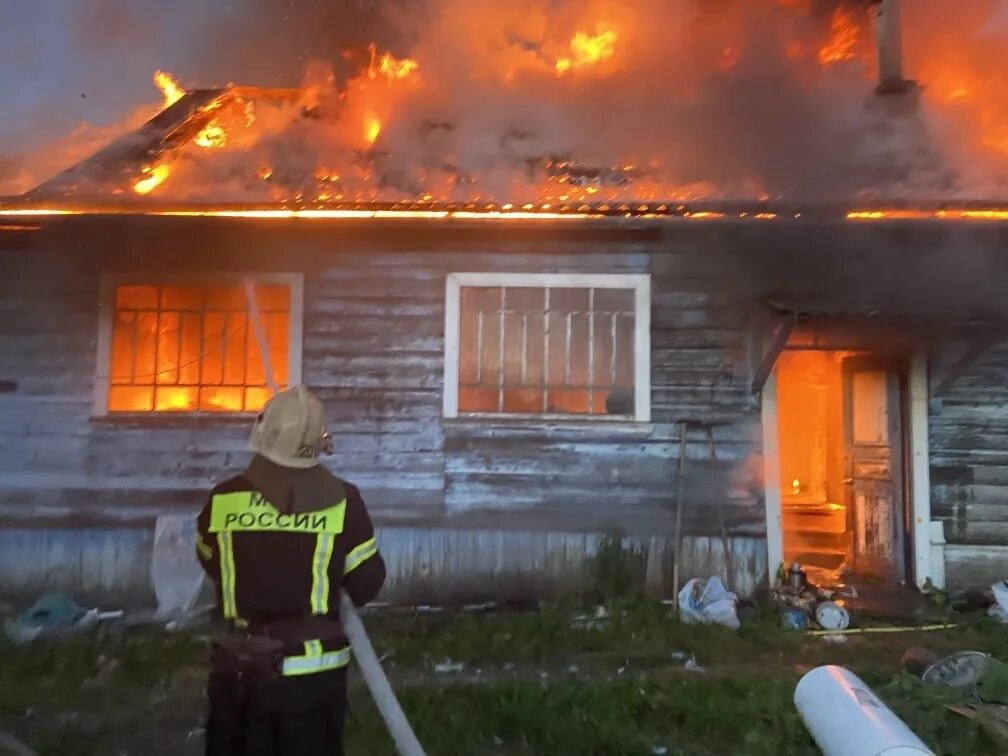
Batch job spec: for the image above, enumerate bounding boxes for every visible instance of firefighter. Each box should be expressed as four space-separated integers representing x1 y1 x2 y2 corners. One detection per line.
195 385 385 756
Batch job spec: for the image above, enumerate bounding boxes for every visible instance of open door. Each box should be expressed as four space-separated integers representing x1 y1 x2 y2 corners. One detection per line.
842 356 907 582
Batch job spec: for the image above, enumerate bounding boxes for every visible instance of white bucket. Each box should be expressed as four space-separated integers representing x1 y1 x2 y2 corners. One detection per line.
794 666 934 756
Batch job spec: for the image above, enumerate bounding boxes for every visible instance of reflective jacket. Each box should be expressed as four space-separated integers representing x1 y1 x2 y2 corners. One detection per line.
196 469 385 677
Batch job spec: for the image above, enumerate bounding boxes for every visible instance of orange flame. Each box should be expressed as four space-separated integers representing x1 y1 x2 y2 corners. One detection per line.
818 6 859 65
195 121 227 148
556 29 617 74
133 164 170 195
153 70 185 109
368 45 420 81
364 113 382 145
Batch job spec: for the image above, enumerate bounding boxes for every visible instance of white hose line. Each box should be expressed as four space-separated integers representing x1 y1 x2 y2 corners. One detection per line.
341 591 426 756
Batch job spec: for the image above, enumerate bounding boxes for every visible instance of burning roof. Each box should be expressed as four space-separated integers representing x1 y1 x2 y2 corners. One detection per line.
6 1 1008 210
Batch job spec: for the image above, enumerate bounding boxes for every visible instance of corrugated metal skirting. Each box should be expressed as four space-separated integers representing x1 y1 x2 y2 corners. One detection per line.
0 526 768 605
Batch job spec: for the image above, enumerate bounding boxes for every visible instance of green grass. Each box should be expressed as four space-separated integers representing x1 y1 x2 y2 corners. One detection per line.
1 600 1006 754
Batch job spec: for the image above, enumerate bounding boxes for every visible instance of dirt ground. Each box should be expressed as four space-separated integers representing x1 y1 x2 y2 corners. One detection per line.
1 598 1006 755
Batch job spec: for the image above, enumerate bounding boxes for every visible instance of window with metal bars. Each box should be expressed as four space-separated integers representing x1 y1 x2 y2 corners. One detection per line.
446 274 650 420
103 281 295 413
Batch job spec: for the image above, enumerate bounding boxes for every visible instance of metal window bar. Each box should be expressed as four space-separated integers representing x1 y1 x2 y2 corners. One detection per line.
497 286 505 413
543 288 551 414
587 288 595 415
112 284 289 411
459 284 635 416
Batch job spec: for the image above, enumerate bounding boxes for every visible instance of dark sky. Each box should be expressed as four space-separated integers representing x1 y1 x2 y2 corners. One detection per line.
0 0 382 154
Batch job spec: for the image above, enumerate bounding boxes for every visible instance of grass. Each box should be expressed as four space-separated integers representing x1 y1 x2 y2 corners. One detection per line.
1 598 1006 754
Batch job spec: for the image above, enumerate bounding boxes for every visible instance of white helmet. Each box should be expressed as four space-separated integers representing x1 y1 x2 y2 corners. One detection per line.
248 386 330 469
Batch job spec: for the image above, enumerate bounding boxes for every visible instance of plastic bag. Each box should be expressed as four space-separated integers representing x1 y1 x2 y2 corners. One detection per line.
678 576 740 629
151 514 206 618
988 580 1008 624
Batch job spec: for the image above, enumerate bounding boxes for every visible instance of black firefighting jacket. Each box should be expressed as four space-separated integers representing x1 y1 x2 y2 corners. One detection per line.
196 456 385 676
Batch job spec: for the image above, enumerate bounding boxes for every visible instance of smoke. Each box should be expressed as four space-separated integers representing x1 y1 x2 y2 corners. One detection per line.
6 0 1008 202
0 0 384 197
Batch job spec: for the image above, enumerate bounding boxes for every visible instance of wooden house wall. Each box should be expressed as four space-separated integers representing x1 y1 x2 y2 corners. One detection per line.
929 341 1008 587
2 217 1006 600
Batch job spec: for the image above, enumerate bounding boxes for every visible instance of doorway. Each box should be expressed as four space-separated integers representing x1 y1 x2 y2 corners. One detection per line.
774 349 910 585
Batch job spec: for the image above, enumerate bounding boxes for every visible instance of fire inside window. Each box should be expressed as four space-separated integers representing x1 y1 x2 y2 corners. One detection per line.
458 286 635 416
107 284 290 412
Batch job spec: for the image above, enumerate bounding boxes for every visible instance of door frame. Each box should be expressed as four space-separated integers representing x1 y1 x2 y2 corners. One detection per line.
762 352 933 587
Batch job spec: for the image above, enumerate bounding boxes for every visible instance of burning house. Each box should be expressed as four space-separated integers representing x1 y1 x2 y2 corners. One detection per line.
1 0 1007 604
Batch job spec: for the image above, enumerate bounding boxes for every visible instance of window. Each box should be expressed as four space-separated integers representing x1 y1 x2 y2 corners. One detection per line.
96 277 302 414
444 273 650 421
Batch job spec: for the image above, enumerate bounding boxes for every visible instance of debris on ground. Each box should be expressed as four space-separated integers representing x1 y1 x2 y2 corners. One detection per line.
3 593 122 645
780 606 808 630
678 576 739 629
921 650 991 690
796 666 935 756
772 562 858 632
570 605 609 630
818 634 848 644
151 513 206 618
813 600 850 631
988 580 1008 624
433 659 465 674
684 657 705 673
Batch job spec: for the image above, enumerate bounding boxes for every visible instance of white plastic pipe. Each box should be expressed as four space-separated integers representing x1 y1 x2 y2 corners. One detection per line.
795 666 934 756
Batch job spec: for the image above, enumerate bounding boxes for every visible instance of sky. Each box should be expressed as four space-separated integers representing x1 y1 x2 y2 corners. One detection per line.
0 0 381 155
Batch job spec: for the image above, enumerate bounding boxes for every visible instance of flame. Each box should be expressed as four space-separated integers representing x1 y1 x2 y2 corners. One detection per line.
153 70 185 109
818 6 859 65
133 164 170 195
368 45 420 81
556 29 617 74
364 114 382 145
194 121 227 148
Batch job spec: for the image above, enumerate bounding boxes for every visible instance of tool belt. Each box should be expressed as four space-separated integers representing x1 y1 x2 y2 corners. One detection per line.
210 633 285 684
210 616 345 682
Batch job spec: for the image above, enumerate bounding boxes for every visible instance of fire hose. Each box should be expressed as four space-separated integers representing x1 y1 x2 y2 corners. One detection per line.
245 282 425 756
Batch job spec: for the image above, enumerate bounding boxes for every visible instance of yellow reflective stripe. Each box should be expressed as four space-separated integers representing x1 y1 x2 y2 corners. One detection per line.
310 532 336 614
216 532 238 619
282 646 351 677
195 533 213 561
303 639 323 657
209 492 346 534
344 537 378 576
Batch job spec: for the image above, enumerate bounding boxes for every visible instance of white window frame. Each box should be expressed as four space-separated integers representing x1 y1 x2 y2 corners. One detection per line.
93 273 304 417
443 272 651 422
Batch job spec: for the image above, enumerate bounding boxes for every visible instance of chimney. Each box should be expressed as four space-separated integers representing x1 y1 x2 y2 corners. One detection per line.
874 0 917 95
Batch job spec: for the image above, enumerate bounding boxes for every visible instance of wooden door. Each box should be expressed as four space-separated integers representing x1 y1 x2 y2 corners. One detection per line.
842 357 906 582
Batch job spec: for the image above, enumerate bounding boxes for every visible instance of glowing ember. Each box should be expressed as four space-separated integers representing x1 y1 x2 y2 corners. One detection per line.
153 70 185 109
818 6 859 65
194 121 227 148
133 165 170 195
556 29 617 73
364 114 382 145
